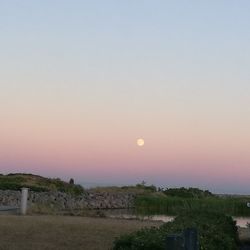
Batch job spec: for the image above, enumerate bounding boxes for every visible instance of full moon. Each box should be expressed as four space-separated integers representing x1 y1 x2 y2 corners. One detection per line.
137 138 145 146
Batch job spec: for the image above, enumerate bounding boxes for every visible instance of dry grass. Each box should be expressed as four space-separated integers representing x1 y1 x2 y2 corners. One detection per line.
0 215 162 250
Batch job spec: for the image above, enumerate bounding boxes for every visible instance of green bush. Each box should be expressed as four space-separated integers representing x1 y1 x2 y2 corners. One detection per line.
113 210 239 250
135 184 157 192
70 184 85 195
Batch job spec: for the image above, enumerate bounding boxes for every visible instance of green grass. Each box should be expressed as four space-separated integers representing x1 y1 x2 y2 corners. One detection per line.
0 173 84 195
135 194 250 216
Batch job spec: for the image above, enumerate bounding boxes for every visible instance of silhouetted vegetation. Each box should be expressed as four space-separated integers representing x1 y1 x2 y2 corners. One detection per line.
91 182 157 194
69 178 74 185
0 173 84 195
113 210 239 250
163 187 214 198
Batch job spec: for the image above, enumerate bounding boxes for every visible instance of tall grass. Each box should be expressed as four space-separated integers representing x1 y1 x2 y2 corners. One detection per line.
135 194 250 216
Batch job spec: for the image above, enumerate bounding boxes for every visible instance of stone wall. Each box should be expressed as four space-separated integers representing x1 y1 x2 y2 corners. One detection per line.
0 190 136 210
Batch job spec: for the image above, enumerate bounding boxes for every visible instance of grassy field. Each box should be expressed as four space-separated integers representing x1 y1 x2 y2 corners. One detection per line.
0 215 162 250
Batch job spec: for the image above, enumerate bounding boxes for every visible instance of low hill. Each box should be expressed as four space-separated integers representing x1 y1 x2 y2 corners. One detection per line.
0 173 84 195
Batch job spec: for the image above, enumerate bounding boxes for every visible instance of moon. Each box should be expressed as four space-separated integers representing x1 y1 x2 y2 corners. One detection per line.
137 138 145 146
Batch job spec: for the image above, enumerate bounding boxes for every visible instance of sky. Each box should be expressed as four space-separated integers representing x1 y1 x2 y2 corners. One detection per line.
1 1 250 194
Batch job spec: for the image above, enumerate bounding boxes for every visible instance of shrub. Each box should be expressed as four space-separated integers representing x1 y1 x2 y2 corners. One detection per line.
163 187 214 199
135 182 157 193
113 210 239 250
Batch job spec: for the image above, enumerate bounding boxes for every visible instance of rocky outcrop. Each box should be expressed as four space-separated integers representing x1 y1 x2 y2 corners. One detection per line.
0 190 136 210
0 190 21 207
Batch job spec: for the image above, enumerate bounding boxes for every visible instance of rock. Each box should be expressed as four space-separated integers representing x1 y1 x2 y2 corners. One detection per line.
0 190 136 211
